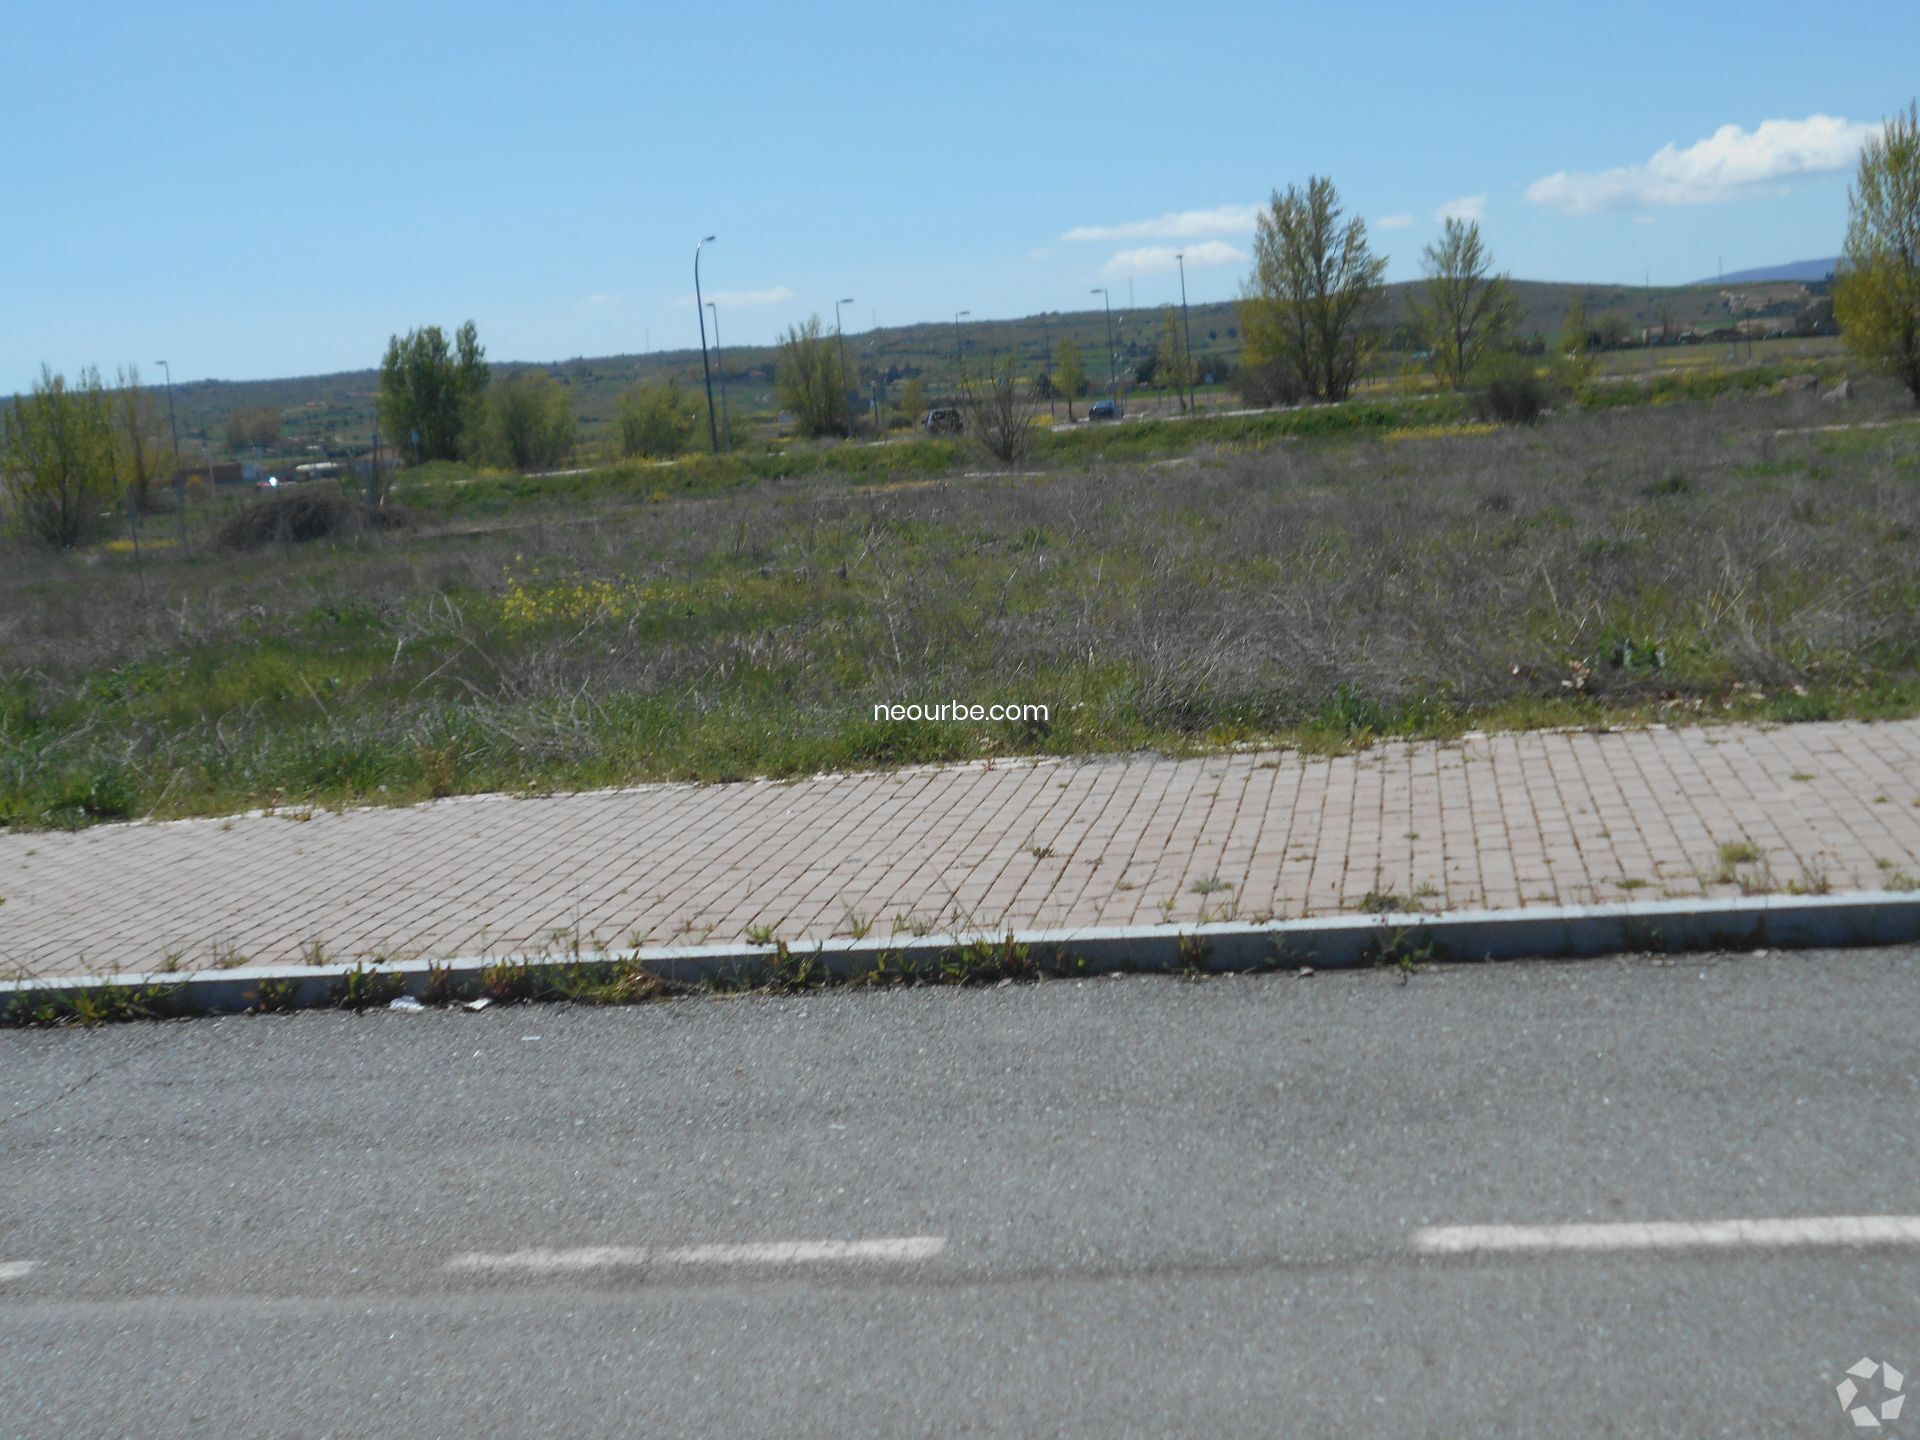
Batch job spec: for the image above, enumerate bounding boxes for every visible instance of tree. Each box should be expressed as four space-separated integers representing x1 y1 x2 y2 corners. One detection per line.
226 406 282 451
1837 100 1920 404
1 365 119 547
1593 311 1632 350
112 365 176 513
898 376 928 428
378 321 489 464
617 377 700 457
961 352 1037 465
475 370 575 471
1410 219 1517 389
1155 306 1194 410
775 316 849 438
1052 339 1086 421
1561 293 1590 363
1239 176 1387 402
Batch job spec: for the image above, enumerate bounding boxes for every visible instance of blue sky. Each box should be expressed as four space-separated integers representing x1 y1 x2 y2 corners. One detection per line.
6 0 1917 385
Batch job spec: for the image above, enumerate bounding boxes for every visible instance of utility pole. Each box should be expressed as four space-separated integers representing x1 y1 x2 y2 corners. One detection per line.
156 359 184 543
706 301 730 450
1175 254 1197 416
1091 288 1118 410
835 297 856 437
953 309 970 389
695 235 719 453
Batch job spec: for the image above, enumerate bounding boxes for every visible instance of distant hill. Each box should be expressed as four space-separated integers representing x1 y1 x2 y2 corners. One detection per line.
1690 258 1838 286
66 277 1812 460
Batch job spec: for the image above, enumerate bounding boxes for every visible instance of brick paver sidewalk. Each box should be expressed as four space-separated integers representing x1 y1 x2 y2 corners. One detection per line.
5 719 1920 981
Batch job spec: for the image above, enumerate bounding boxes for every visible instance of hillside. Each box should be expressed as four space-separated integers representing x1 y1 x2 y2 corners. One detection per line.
141 276 1826 460
1689 257 1838 286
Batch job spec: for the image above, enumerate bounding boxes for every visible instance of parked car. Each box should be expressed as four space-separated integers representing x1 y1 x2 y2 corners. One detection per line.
253 475 283 492
1087 399 1121 421
922 407 963 435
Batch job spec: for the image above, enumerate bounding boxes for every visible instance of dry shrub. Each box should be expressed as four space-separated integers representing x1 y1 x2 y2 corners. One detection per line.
217 488 409 549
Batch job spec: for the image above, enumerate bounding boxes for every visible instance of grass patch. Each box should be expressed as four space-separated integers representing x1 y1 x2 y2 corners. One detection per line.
2 383 1918 829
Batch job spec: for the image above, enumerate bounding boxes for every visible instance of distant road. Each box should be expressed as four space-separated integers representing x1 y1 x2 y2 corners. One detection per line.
4 948 1918 1436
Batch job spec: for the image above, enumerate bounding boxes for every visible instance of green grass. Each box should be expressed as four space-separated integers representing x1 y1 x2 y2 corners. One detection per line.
3 377 1917 830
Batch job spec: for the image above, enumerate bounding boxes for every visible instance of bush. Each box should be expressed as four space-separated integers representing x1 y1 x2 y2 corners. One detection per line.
1476 355 1558 425
1233 355 1305 408
474 370 575 471
217 487 409 549
617 378 698 458
2 366 119 548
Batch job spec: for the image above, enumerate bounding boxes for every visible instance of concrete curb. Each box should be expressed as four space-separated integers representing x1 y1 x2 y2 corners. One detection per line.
6 890 1920 1021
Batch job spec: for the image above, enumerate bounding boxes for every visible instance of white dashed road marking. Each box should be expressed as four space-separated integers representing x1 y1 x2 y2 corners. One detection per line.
1416 1216 1920 1254
446 1236 946 1275
0 1261 36 1282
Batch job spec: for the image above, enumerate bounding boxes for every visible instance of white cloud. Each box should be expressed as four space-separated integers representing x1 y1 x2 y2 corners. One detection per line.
1375 213 1414 230
1632 214 1656 226
1100 240 1244 279
1435 194 1487 224
1063 203 1261 243
676 285 795 308
1526 113 1876 214
585 291 619 306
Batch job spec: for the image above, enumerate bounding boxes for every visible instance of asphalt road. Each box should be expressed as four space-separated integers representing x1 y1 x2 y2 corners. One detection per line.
4 948 1918 1437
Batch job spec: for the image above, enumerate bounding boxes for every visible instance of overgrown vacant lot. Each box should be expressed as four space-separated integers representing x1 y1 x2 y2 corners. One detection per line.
2 385 1917 828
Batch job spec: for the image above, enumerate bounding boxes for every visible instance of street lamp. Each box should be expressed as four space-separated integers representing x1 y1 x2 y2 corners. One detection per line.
1175 253 1197 416
1090 288 1118 410
834 297 856 437
706 301 730 451
155 359 185 539
694 235 719 454
953 309 970 384
154 359 181 459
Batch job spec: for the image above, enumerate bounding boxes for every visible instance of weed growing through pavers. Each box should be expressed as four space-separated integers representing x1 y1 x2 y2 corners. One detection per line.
1359 889 1420 914
1786 859 1834 896
1713 842 1762 886
1190 875 1232 896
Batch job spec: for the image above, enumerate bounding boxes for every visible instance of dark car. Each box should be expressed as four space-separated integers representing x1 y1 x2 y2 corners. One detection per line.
923 407 963 435
1087 399 1121 421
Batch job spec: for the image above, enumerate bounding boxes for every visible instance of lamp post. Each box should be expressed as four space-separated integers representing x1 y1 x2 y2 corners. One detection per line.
1175 252 1197 415
705 301 730 450
155 359 185 540
834 296 855 437
1090 288 1118 410
154 359 181 459
952 309 970 386
694 235 719 453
